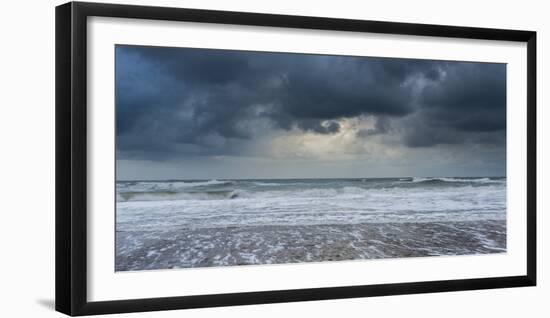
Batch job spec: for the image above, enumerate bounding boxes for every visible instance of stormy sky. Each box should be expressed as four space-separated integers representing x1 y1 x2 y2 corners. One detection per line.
115 45 506 180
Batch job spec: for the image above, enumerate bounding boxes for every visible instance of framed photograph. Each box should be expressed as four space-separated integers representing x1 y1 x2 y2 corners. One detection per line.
55 1 536 316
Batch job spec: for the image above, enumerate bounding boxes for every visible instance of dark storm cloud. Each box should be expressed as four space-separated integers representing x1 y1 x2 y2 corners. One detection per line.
403 62 506 147
116 45 506 159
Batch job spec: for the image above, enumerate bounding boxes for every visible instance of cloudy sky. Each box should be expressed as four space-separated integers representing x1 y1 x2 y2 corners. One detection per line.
115 45 506 180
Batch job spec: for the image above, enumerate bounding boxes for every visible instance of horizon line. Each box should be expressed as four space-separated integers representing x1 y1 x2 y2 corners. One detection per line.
116 176 507 182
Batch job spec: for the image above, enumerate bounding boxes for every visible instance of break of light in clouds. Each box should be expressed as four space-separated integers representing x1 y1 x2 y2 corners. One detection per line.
115 45 506 180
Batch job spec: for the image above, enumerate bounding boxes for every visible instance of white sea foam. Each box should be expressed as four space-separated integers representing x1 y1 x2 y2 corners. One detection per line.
116 180 506 230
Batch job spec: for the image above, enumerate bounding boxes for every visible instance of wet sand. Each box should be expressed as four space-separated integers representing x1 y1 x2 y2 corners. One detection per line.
116 219 506 271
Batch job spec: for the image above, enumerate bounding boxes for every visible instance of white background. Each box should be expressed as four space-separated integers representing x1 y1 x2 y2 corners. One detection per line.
0 0 547 317
88 16 527 301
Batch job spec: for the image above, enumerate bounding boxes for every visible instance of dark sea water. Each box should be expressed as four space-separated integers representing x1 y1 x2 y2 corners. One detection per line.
115 177 506 271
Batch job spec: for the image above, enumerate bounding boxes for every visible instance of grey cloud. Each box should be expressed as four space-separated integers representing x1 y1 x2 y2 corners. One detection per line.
402 62 506 147
357 116 392 137
115 45 506 160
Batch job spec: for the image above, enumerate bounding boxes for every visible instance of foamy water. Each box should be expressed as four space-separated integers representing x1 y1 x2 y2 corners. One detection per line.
116 177 506 271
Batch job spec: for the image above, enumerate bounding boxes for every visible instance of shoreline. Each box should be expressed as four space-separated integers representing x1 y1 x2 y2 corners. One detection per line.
116 219 506 271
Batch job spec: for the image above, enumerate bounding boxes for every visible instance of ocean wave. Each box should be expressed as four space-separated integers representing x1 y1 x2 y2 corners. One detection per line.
410 177 502 184
250 181 286 186
117 186 372 202
162 179 233 188
117 190 239 202
118 179 234 193
117 178 505 202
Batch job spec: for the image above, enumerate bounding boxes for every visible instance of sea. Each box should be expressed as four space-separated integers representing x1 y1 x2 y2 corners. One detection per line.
115 177 506 271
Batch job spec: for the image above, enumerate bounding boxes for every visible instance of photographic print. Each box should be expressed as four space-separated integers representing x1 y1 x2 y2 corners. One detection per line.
115 45 507 272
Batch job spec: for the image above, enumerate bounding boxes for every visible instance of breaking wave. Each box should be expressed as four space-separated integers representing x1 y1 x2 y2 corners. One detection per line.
116 177 505 202
410 177 503 184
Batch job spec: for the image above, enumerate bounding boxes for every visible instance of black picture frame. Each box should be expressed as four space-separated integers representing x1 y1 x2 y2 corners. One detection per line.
55 1 537 316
